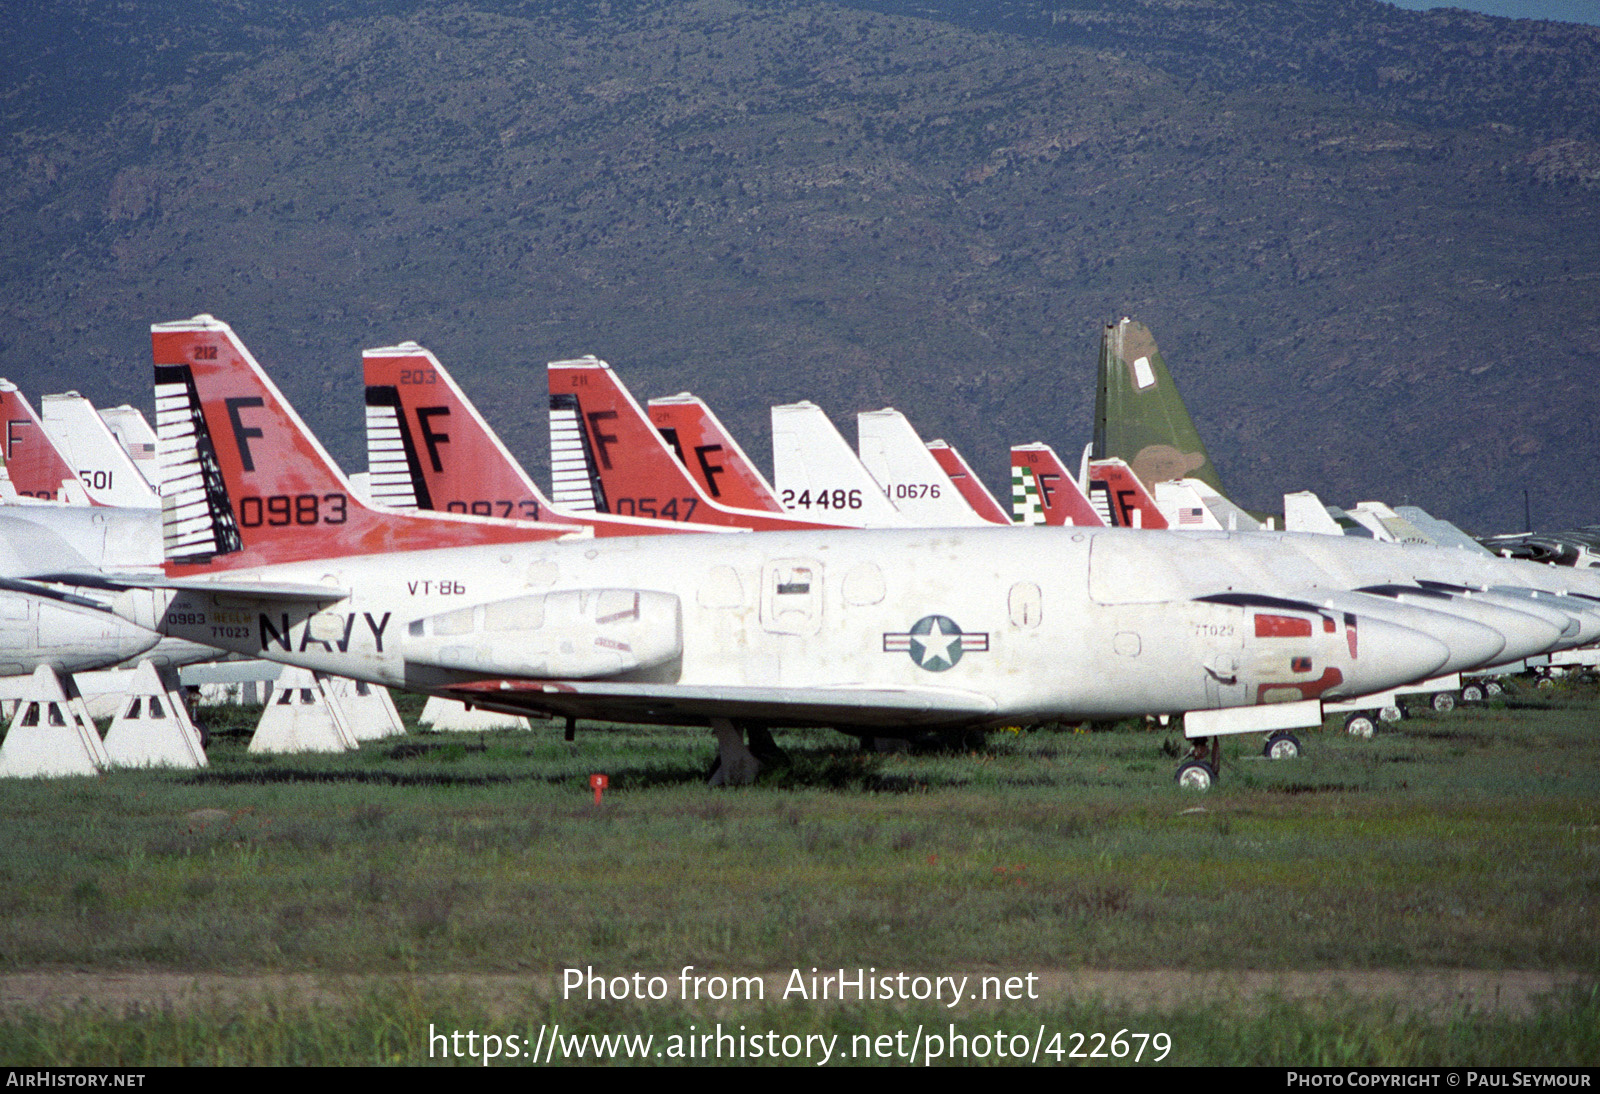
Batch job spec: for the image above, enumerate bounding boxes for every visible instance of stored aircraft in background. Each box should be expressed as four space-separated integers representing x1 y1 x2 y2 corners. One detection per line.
855 408 994 527
58 315 1600 790
545 357 854 532
925 439 1011 525
647 392 788 514
39 392 162 510
1 380 91 504
650 392 1010 527
1009 443 1103 527
1086 315 1600 717
362 341 731 538
767 400 909 527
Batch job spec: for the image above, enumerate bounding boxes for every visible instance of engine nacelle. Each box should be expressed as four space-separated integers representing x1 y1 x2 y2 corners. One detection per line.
404 588 681 679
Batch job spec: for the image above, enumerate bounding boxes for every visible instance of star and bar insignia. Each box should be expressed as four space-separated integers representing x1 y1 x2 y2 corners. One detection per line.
883 614 989 672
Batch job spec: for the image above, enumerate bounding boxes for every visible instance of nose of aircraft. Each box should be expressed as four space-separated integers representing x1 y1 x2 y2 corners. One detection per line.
1482 587 1600 647
1320 592 1506 674
1359 586 1567 664
1331 615 1451 699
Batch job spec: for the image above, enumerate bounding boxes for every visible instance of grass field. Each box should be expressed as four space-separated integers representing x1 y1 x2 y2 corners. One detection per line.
1 681 1597 1065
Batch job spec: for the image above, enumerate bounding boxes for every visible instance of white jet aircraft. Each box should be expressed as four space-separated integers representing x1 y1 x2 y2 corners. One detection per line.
55 314 1552 790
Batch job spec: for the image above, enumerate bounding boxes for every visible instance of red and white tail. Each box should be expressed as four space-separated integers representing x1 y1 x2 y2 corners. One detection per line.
364 344 719 538
152 315 580 575
0 380 90 504
647 392 785 513
1087 457 1169 529
363 341 556 522
1009 443 1105 527
926 439 1009 525
547 357 839 531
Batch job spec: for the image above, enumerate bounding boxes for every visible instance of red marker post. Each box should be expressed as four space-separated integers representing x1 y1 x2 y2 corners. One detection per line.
590 773 609 805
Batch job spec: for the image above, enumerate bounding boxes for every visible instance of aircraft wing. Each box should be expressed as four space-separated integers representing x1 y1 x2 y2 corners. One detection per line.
34 571 349 602
440 678 1000 730
0 575 120 612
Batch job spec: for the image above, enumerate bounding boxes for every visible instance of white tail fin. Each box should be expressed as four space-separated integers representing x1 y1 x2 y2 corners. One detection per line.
770 402 906 526
1283 491 1344 536
97 405 160 478
1152 479 1227 530
40 393 161 508
856 409 990 526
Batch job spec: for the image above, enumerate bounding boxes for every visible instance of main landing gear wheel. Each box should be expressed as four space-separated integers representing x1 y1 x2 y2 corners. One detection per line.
1430 691 1457 714
1460 683 1486 705
1378 705 1404 724
1263 731 1301 760
1344 712 1377 739
1175 735 1221 790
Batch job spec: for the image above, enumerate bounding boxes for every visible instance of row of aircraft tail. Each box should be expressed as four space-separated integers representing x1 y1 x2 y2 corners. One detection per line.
1 314 1597 789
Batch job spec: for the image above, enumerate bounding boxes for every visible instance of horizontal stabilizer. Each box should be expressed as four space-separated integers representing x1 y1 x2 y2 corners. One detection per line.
38 570 349 603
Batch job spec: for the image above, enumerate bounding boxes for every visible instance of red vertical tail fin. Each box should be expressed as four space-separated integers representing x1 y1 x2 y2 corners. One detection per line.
1009 443 1105 527
1087 457 1169 529
152 315 579 574
365 345 716 538
363 342 553 522
547 357 835 531
0 380 87 503
647 392 784 513
926 439 1009 525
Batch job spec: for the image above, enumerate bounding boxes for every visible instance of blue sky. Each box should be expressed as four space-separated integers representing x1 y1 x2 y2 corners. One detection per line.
1384 1 1600 24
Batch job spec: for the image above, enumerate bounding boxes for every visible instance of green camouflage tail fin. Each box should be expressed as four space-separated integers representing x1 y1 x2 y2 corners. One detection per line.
1092 318 1226 497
